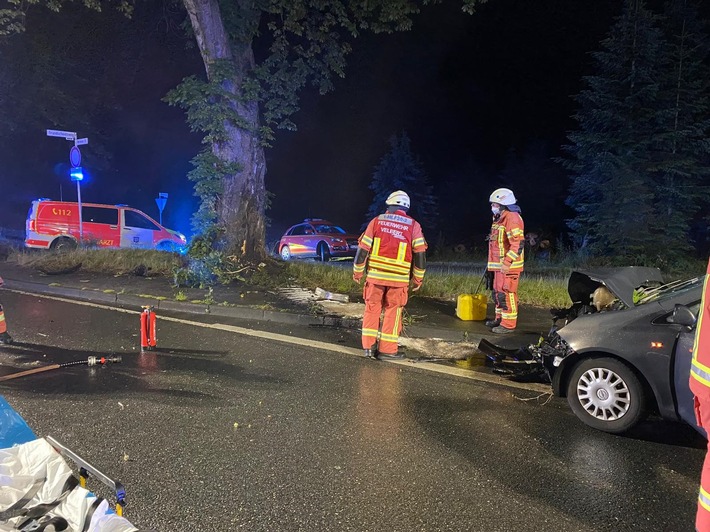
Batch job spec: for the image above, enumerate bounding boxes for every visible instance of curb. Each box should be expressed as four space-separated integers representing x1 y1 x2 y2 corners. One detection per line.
3 278 363 331
2 278 523 344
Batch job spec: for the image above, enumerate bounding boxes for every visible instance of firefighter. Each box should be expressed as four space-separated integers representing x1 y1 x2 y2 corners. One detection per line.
485 188 524 334
691 259 710 532
0 275 12 344
353 190 427 359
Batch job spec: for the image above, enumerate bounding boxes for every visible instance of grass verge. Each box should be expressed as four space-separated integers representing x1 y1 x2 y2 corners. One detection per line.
5 249 595 309
284 262 571 308
11 248 183 277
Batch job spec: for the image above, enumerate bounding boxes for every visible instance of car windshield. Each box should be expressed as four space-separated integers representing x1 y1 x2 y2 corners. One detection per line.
634 277 703 305
314 224 345 234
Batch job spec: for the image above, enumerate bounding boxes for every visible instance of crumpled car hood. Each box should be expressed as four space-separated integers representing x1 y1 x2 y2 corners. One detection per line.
568 267 664 308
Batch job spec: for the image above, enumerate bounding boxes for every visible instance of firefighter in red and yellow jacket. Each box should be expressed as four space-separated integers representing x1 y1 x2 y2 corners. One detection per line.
353 190 427 360
691 259 710 531
0 275 13 344
485 188 524 334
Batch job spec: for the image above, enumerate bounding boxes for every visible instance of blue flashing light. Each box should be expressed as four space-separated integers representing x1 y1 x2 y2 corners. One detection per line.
70 167 84 182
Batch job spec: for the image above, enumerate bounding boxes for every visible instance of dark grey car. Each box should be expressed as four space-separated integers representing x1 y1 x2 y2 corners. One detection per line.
484 267 706 435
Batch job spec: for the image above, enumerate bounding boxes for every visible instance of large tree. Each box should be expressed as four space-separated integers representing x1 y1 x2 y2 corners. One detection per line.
167 0 483 259
563 0 667 258
563 0 710 261
650 0 710 257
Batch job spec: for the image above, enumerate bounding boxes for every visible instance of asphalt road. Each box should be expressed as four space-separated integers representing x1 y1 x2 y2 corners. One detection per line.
0 290 705 531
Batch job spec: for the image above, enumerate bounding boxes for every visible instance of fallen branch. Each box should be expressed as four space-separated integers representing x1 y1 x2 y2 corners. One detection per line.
512 392 553 405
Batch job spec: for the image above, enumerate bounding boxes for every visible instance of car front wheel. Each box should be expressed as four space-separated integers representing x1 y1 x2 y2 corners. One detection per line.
566 357 647 434
280 245 291 261
317 242 331 262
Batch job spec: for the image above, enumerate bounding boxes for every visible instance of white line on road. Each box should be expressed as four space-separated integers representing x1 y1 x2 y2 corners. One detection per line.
5 288 550 393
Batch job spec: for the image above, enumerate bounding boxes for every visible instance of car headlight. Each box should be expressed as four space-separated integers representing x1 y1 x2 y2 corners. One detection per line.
178 233 187 243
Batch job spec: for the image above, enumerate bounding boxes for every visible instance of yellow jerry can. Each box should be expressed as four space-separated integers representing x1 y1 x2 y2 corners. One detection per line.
456 293 487 321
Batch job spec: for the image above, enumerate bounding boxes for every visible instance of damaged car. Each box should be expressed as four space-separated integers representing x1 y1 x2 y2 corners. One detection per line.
481 267 705 435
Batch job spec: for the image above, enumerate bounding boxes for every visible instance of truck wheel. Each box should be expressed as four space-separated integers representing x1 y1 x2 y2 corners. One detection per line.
566 357 647 434
50 237 77 253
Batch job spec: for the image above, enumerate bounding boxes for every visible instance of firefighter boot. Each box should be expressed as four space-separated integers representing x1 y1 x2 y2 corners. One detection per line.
485 318 501 328
375 352 405 360
0 332 13 344
492 326 514 335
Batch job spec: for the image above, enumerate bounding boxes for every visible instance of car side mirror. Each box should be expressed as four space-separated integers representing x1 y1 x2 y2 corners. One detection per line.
669 304 697 327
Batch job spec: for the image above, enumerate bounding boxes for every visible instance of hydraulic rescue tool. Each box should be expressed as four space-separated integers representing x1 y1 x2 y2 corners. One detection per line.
0 355 122 382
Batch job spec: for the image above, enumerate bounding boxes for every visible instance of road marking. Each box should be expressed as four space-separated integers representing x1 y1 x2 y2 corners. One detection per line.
5 288 550 393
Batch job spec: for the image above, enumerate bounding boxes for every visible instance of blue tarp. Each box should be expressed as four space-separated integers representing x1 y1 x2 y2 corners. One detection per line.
0 395 36 448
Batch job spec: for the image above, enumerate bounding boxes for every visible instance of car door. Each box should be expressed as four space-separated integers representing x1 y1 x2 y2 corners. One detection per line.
301 224 319 257
121 209 161 249
286 225 313 258
81 206 120 247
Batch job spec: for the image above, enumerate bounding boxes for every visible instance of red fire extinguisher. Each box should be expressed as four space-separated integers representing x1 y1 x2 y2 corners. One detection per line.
140 306 157 350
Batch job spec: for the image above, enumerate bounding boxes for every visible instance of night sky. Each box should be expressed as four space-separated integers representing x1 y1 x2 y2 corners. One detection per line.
0 1 639 248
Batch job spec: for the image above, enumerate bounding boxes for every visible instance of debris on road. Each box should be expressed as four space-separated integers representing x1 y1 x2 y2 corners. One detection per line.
315 287 350 303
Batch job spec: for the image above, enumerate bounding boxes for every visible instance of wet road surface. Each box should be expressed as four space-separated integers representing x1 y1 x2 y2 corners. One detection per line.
0 290 705 531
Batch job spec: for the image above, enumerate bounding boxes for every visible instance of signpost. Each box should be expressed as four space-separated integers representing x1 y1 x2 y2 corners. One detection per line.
46 129 89 242
155 193 168 226
69 146 81 168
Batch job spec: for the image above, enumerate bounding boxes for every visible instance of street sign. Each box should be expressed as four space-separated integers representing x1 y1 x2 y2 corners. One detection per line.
69 146 81 168
155 193 168 225
155 193 168 213
47 129 76 140
76 138 89 146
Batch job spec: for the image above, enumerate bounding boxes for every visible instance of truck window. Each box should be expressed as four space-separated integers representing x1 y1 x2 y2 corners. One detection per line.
124 210 159 231
82 206 118 225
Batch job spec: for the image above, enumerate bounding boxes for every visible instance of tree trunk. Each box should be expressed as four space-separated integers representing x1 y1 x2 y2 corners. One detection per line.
182 0 266 259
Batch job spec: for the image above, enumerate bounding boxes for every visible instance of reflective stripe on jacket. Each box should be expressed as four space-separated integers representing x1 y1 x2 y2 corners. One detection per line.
691 261 710 397
487 210 525 272
357 210 427 287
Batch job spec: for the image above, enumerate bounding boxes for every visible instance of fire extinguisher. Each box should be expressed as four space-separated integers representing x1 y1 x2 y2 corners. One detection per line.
140 306 157 350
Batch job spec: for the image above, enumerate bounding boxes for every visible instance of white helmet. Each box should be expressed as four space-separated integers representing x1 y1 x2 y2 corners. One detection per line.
489 188 517 206
386 190 410 209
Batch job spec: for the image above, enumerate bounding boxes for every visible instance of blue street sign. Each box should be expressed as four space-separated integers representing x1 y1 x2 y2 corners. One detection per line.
70 146 81 168
155 193 168 226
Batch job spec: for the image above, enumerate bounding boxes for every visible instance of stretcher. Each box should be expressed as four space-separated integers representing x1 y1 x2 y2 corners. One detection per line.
0 396 140 531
